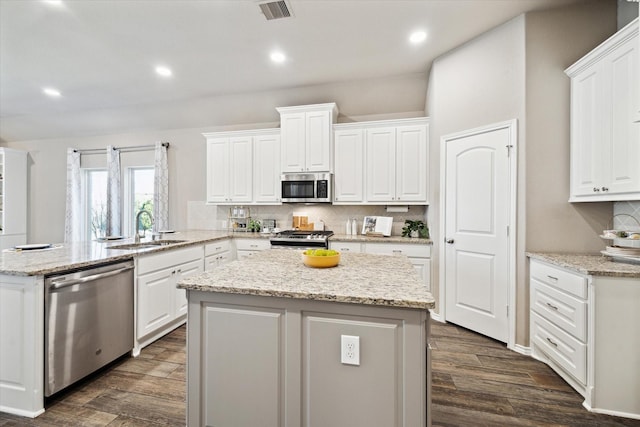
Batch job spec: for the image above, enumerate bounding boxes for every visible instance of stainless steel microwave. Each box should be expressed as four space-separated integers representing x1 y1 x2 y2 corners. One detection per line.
281 173 332 203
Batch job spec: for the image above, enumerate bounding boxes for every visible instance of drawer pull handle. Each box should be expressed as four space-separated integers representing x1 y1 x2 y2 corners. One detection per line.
546 337 558 347
546 302 559 311
547 275 558 281
250 244 258 248
392 250 402 254
341 248 350 251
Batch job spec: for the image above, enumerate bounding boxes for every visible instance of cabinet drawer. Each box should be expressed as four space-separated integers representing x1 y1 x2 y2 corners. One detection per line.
329 241 362 253
530 260 587 299
205 239 232 256
137 246 203 275
531 278 587 341
235 238 270 251
531 312 586 385
365 242 431 258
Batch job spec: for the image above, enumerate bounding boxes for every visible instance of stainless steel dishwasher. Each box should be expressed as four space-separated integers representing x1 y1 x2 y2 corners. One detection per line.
44 260 134 397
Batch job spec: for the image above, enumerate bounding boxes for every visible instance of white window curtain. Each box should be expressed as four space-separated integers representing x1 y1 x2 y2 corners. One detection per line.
106 146 121 236
64 148 82 242
153 141 169 232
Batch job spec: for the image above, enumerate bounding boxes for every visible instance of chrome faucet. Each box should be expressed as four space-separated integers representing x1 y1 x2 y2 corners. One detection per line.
134 210 154 243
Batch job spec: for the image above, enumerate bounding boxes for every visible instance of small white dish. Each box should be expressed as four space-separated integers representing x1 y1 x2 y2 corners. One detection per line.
15 243 52 250
158 230 175 234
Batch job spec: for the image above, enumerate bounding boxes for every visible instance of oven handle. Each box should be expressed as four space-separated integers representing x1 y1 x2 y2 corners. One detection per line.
49 266 134 291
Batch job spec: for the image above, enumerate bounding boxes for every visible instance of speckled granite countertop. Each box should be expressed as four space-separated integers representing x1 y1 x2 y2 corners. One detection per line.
527 252 640 278
0 230 231 276
329 234 432 245
178 250 435 310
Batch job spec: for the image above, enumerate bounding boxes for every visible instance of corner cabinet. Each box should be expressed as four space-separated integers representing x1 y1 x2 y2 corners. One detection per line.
529 258 640 419
277 103 338 173
0 148 27 250
204 129 281 205
334 118 429 205
566 18 639 202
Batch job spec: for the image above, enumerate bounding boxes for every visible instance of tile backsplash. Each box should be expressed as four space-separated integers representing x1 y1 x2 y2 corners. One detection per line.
613 201 640 231
187 202 428 237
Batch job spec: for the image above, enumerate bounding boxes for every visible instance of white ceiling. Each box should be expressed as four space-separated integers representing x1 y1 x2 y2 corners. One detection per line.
0 0 590 142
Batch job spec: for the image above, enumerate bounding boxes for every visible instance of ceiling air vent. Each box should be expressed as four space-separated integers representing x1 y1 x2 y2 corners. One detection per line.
258 0 293 20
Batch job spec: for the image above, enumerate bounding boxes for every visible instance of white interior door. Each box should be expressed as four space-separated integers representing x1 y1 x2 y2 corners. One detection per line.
443 123 514 343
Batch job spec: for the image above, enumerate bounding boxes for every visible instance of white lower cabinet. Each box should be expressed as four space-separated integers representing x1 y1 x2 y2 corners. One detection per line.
529 258 640 418
234 237 270 260
204 239 233 271
135 246 203 353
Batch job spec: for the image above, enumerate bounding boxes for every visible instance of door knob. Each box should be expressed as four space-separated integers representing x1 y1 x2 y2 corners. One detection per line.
446 239 454 244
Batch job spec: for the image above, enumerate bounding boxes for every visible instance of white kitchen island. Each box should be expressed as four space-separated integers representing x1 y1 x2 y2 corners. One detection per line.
179 250 435 427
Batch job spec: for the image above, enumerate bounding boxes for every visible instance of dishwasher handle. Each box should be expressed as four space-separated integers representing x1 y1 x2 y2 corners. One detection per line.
50 265 134 291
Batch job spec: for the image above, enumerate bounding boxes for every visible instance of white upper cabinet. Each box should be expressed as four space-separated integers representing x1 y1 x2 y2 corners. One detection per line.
334 118 429 205
566 18 639 201
0 148 27 250
334 128 364 203
205 135 252 204
205 129 281 205
277 103 338 173
253 132 281 203
366 119 429 204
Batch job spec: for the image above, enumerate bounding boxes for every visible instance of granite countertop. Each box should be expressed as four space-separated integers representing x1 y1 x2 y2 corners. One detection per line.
330 233 432 245
527 252 640 278
0 230 231 276
178 249 435 310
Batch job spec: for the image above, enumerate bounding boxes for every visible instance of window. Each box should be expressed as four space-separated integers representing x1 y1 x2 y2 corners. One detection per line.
84 169 108 240
127 167 155 237
82 166 155 240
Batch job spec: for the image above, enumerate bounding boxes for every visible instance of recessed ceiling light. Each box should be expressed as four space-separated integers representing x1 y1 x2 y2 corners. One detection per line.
409 31 427 44
270 51 286 63
155 66 173 77
42 0 64 6
42 87 61 97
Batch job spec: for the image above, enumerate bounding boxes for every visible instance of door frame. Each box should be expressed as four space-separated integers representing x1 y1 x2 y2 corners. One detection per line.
438 119 518 350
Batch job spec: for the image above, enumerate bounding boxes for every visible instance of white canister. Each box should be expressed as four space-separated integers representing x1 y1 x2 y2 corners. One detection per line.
351 218 357 235
346 219 352 235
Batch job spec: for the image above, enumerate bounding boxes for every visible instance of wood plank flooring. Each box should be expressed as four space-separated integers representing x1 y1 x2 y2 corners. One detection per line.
1 321 639 426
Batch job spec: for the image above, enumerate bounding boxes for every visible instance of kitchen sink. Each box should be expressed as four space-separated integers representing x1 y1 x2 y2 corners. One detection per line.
107 239 188 250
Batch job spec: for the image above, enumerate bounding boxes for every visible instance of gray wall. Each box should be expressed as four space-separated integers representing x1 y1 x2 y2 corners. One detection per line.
618 0 640 29
426 0 617 346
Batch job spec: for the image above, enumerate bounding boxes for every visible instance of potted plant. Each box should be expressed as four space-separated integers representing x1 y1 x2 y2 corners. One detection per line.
401 220 429 238
247 219 261 233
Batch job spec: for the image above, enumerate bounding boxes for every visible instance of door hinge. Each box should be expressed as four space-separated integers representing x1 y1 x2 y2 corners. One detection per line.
506 225 509 236
506 305 509 317
506 144 513 156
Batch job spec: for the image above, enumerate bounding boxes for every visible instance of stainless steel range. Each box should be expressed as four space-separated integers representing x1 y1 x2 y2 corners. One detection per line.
270 230 334 249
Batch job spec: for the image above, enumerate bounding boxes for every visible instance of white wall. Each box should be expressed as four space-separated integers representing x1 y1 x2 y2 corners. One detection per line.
426 1 617 346
3 74 427 244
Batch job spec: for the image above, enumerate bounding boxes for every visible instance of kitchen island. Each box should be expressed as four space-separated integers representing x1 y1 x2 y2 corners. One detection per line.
178 250 435 427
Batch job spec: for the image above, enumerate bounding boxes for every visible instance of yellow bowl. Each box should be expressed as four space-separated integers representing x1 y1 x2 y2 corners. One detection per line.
302 252 340 268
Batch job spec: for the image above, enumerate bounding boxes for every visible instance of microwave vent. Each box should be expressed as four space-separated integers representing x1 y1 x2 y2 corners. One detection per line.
258 0 293 20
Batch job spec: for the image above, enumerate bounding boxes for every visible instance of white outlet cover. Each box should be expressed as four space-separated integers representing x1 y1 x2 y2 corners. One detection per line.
341 335 360 366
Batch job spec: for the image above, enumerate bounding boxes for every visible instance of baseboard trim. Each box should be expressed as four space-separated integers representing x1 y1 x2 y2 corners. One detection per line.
511 344 531 356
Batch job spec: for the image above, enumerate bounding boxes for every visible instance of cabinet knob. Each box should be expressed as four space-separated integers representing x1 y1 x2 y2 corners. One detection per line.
446 239 454 244
593 187 600 192
601 187 609 192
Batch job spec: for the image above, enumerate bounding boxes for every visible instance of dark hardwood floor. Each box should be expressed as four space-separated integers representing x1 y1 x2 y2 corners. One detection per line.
1 322 639 426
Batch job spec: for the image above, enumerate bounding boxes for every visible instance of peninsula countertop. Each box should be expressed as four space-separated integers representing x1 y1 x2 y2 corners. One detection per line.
527 252 640 278
178 249 435 310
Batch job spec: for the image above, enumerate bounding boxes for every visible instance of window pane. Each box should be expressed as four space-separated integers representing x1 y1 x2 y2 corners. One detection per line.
132 168 155 235
87 170 108 239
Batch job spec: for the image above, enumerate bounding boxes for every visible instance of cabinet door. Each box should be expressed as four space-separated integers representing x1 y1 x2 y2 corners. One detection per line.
409 257 431 292
206 138 230 203
229 136 253 203
366 127 396 202
281 112 306 172
175 259 204 318
396 125 428 203
254 134 282 203
137 267 175 339
570 63 604 198
305 110 332 172
606 40 640 195
334 129 364 203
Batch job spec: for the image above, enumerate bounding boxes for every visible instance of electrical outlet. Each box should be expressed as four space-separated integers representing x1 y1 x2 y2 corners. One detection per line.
222 220 227 229
341 335 360 366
